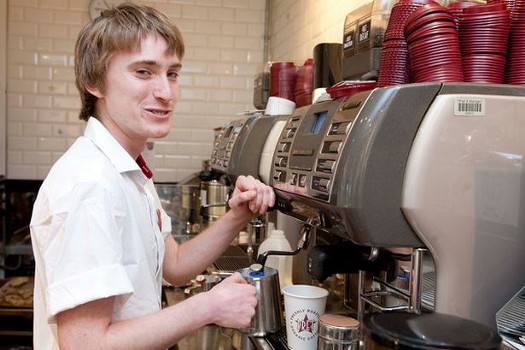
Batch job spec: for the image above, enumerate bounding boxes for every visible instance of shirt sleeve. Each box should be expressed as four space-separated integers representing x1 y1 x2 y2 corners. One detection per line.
44 181 134 317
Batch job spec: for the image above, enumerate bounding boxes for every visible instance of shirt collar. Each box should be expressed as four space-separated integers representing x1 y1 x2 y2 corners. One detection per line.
84 117 153 179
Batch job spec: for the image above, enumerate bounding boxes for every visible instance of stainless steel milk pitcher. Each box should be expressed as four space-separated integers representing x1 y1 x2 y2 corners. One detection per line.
239 264 283 337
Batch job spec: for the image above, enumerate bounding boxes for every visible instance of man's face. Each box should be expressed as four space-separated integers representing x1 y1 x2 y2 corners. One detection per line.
89 34 182 156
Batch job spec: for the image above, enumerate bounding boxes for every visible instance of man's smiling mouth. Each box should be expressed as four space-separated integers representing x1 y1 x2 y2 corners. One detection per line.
146 108 171 116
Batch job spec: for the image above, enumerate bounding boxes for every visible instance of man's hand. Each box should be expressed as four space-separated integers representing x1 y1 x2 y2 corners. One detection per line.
206 272 257 329
227 175 275 219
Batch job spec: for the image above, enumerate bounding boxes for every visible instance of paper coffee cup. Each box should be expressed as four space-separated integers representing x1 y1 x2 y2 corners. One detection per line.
264 96 296 116
283 284 329 350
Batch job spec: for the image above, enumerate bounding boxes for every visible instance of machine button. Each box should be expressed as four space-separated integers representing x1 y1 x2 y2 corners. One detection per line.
318 178 330 192
291 173 298 185
331 122 351 134
275 157 288 167
273 170 286 182
278 142 290 153
313 177 330 192
286 129 296 138
324 141 341 153
317 160 335 173
299 174 307 187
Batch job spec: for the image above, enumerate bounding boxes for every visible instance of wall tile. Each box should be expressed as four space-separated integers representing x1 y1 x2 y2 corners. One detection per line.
223 0 247 9
23 94 53 109
38 109 67 123
22 123 53 137
24 7 53 22
53 95 80 109
53 10 83 24
9 165 37 180
9 21 38 36
7 151 23 165
182 5 209 20
194 20 222 34
23 151 53 165
8 80 38 94
38 53 68 66
39 0 68 10
38 24 70 39
9 137 37 151
37 137 68 151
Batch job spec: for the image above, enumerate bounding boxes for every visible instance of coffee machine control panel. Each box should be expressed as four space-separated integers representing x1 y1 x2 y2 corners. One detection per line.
271 83 451 247
211 113 287 184
211 117 250 174
272 98 356 201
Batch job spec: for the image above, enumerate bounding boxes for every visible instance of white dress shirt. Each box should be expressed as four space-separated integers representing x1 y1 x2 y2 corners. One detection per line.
30 117 171 350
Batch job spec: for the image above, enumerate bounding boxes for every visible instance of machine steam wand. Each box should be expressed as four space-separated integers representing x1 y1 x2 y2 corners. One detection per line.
255 216 319 267
246 216 266 262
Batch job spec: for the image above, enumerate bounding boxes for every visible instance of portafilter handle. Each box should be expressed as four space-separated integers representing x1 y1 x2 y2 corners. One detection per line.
256 218 315 267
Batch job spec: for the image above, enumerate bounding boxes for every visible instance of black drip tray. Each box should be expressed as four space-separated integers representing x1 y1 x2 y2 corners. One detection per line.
263 328 290 350
213 256 251 272
212 245 253 273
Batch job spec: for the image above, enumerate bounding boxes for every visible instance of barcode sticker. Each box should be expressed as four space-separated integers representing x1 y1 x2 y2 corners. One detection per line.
454 98 485 116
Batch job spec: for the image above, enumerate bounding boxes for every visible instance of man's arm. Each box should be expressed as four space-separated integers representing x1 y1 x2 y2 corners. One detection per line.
56 272 256 350
162 175 275 285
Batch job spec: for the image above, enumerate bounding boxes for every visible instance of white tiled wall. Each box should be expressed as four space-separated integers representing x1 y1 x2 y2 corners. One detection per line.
4 0 370 183
6 0 266 182
267 0 371 63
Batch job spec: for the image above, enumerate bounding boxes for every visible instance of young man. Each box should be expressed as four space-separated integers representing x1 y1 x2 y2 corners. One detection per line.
30 4 275 350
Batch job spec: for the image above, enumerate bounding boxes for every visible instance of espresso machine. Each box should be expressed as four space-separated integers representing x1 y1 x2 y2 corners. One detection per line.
207 82 525 349
210 111 292 266
265 82 525 347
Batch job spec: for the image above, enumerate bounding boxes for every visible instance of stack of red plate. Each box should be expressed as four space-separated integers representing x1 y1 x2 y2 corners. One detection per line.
405 3 464 83
459 3 510 84
377 0 431 87
270 61 296 102
507 0 525 84
448 1 480 29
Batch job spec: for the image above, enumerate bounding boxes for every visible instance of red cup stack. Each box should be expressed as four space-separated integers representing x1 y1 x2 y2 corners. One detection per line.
377 0 433 87
459 2 511 84
507 0 525 84
448 1 480 29
270 62 296 102
294 59 314 108
405 3 464 83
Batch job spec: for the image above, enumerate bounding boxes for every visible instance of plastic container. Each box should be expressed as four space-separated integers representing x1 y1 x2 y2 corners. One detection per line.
257 229 293 289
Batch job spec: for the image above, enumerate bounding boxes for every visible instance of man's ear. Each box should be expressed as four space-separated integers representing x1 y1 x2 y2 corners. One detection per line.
84 84 103 98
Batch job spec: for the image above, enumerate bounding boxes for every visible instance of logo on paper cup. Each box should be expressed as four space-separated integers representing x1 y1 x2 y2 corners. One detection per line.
289 308 320 341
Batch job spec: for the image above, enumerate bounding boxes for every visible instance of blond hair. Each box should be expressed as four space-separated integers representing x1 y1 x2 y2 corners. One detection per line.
74 3 185 121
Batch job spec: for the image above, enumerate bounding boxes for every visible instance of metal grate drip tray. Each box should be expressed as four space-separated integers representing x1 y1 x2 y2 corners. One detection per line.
213 256 252 272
